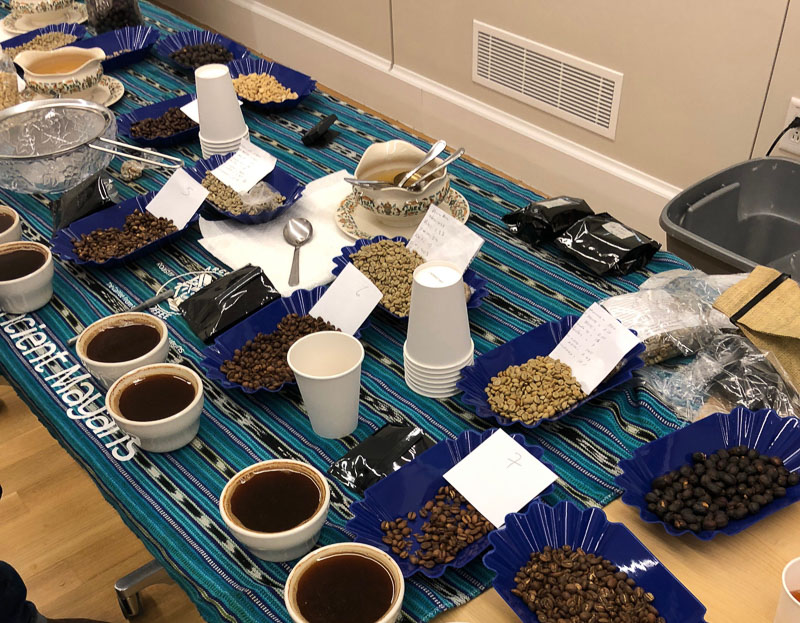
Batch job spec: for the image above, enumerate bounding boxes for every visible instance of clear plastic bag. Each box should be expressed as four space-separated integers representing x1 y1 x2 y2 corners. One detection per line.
86 0 143 32
637 334 800 421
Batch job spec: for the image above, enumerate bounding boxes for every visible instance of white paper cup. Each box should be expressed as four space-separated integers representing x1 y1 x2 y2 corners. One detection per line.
404 375 459 399
0 241 53 313
287 331 364 439
195 63 247 143
0 205 21 244
403 366 462 387
406 261 473 367
774 557 800 623
403 341 474 375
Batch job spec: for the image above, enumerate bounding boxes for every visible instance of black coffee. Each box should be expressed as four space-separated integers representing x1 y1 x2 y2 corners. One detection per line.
296 553 395 623
0 249 46 281
229 469 320 533
118 374 195 422
86 323 161 363
0 212 15 234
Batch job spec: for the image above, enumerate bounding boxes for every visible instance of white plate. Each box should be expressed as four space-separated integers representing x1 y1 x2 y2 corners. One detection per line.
20 75 125 106
335 187 470 240
2 2 87 34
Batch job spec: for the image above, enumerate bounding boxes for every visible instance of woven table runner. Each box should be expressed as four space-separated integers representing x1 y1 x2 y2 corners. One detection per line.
0 2 691 620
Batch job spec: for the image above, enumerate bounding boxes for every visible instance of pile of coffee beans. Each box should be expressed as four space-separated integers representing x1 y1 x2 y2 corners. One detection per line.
4 32 77 58
220 314 339 390
201 172 285 216
130 107 197 140
513 545 665 623
485 356 585 424
72 211 177 262
349 240 424 316
232 73 299 104
170 43 233 68
89 0 143 32
379 484 493 569
646 445 799 532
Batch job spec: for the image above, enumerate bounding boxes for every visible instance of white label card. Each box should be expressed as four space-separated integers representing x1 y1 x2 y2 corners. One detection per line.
145 169 208 230
549 303 641 394
406 205 484 273
537 197 573 209
309 263 382 336
602 221 635 239
444 429 558 528
211 141 277 194
180 98 242 124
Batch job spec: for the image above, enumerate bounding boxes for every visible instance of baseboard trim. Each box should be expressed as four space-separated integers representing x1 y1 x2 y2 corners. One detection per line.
159 0 680 241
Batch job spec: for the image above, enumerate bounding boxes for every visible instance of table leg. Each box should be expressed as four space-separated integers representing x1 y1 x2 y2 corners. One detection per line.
114 559 175 618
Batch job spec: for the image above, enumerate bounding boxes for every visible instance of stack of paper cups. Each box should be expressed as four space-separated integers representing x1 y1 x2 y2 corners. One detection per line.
404 260 474 398
195 63 249 158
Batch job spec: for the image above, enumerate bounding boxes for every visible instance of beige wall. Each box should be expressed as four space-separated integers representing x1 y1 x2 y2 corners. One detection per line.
391 0 787 188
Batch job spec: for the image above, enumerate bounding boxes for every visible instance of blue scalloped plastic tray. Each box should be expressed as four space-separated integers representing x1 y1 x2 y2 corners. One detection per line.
331 235 490 319
616 406 800 540
155 29 249 75
199 285 369 394
484 501 707 623
72 25 159 71
457 315 645 429
117 93 198 148
50 192 190 268
3 22 87 54
346 428 554 579
185 153 304 225
227 57 315 113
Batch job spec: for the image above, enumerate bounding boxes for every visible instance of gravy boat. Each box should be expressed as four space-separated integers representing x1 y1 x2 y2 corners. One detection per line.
15 46 106 98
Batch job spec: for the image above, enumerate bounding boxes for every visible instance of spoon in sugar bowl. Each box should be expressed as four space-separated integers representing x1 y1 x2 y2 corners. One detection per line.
283 218 313 287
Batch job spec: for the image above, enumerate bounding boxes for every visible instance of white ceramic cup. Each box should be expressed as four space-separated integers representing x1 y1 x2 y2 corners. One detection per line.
284 542 405 623
0 205 21 244
75 312 169 389
106 363 204 453
195 63 248 143
287 331 364 439
774 557 800 623
405 261 473 368
219 459 331 562
0 241 53 313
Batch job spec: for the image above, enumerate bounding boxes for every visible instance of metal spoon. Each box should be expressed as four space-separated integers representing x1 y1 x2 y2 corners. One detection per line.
283 218 313 287
408 147 466 190
344 177 395 189
396 139 447 188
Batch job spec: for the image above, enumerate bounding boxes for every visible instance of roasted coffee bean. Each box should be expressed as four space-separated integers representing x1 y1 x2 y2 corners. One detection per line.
72 211 177 262
220 314 339 390
646 445 797 533
130 107 197 140
170 42 233 68
512 545 665 623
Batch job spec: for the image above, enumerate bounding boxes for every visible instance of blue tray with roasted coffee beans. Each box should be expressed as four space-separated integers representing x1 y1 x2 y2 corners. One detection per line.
616 406 800 540
117 93 198 148
155 29 250 75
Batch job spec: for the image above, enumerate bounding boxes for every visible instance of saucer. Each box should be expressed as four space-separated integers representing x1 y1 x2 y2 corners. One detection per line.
335 187 470 240
20 75 124 106
2 2 87 34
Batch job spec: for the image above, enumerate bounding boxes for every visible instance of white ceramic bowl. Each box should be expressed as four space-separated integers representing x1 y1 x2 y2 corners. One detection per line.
76 312 169 389
106 363 204 453
354 140 449 227
219 459 330 562
10 0 71 18
0 241 53 313
0 205 22 244
284 542 405 623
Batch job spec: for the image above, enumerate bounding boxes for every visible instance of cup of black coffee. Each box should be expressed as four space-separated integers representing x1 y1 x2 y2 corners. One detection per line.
284 542 405 623
219 459 331 562
106 363 204 453
76 312 169 388
0 241 53 313
0 205 21 245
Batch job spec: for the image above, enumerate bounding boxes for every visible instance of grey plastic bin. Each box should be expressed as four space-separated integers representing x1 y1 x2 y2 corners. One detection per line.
660 157 800 279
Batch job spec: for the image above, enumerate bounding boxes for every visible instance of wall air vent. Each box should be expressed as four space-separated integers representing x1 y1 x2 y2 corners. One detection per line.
473 21 623 139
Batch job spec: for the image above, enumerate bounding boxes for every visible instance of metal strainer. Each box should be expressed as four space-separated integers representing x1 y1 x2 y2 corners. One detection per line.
0 99 182 194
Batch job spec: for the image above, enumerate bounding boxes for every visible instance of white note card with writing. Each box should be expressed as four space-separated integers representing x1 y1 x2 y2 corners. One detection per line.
180 98 242 124
444 429 557 528
549 303 641 395
145 168 208 230
406 205 484 273
309 263 382 336
210 140 277 194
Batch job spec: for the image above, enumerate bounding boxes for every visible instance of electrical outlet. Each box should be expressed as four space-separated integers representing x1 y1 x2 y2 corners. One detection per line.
779 97 800 156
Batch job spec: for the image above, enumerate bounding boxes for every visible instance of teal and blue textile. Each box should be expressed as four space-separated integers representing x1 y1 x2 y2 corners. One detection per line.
0 2 691 621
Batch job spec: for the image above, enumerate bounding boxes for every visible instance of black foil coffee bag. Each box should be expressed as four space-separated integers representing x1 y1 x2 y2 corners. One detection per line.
555 212 661 276
179 265 280 343
50 172 119 231
503 196 594 245
329 424 435 494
